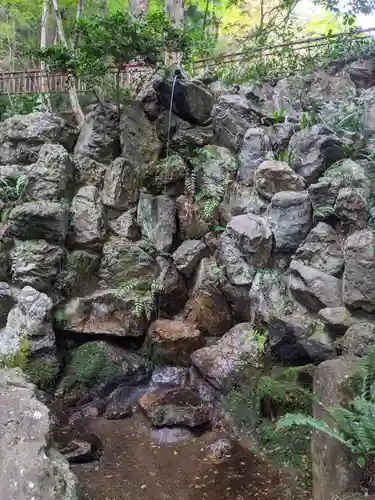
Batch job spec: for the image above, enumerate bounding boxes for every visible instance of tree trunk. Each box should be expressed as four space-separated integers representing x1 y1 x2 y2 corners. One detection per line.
40 0 52 108
73 0 84 48
51 0 84 126
165 0 185 65
129 0 148 12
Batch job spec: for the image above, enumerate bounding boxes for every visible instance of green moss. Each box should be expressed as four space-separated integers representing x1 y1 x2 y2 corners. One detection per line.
339 369 366 404
0 336 30 369
25 358 60 392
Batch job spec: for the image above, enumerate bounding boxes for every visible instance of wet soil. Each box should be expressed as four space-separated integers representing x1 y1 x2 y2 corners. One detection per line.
72 412 290 500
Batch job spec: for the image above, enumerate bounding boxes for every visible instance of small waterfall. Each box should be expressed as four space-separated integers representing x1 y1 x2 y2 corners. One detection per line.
166 74 178 158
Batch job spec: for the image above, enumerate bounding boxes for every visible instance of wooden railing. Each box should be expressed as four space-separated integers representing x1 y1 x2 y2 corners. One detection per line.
1 27 375 94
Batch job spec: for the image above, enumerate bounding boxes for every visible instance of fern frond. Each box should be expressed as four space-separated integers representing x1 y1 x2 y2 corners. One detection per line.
114 279 139 298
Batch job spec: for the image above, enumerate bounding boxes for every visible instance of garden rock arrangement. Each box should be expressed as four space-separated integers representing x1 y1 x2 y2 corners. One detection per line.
0 60 375 499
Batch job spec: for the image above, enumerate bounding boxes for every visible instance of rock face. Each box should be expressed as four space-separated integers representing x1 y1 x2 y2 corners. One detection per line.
172 239 208 278
341 323 375 357
102 157 141 210
255 160 305 200
0 369 78 500
237 128 271 185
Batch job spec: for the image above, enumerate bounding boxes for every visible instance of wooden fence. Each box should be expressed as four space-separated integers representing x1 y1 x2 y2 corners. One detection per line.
1 27 375 94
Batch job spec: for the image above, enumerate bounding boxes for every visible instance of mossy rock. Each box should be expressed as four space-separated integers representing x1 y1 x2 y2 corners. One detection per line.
24 358 60 392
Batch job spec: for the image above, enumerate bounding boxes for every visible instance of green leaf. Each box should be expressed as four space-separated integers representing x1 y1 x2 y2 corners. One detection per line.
357 456 366 467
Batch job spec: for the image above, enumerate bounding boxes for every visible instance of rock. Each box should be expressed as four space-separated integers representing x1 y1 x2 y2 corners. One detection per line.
53 426 103 464
341 322 375 357
0 112 77 165
348 58 375 89
237 128 271 186
138 388 213 427
176 195 211 240
10 240 63 291
59 289 148 337
212 94 257 151
25 144 74 201
102 157 141 210
221 279 252 323
105 394 133 420
207 438 233 463
109 208 140 239
137 192 176 252
74 103 120 162
69 186 107 250
59 341 146 395
0 286 55 359
138 75 163 121
99 237 158 289
294 222 343 276
195 145 238 198
312 358 361 500
154 257 188 317
8 201 69 243
172 239 208 278
0 369 78 500
289 260 342 311
255 160 305 200
0 282 15 327
120 101 162 172
250 270 288 325
343 229 375 312
217 233 254 286
267 191 312 252
73 156 107 188
267 122 297 153
154 154 186 195
0 230 11 280
334 187 368 229
219 185 267 223
154 78 214 125
151 366 189 387
184 258 232 336
318 307 355 334
191 323 258 392
288 125 345 184
146 320 203 365
304 71 356 111
56 250 100 297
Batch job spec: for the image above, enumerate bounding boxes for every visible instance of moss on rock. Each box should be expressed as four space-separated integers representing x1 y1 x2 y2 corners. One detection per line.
24 358 60 392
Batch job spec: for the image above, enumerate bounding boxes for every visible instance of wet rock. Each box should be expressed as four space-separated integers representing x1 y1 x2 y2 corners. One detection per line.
56 249 100 297
154 78 214 125
293 222 343 276
25 144 74 201
191 323 258 392
151 366 189 387
343 229 375 312
267 191 312 252
52 425 103 463
341 322 375 357
146 320 203 365
288 125 345 184
219 185 267 224
69 186 107 250
217 233 253 286
255 159 305 200
0 112 78 165
334 187 368 229
154 257 188 317
318 307 355 334
59 289 148 337
176 195 212 240
172 239 208 278
74 103 119 162
289 260 343 311
8 201 69 243
250 270 287 325
10 240 63 291
0 369 78 499
237 127 271 185
99 237 158 289
109 208 140 240
348 59 375 89
0 227 11 280
0 282 15 327
137 192 176 252
73 156 106 188
102 157 141 210
195 145 238 198
138 388 213 427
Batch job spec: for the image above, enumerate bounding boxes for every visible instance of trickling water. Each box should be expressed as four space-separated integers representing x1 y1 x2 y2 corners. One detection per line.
166 74 178 158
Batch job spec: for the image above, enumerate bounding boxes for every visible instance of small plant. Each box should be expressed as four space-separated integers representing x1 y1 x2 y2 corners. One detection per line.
299 111 316 130
138 238 156 253
0 175 28 203
114 279 163 320
0 335 31 369
274 149 289 162
213 225 226 232
272 107 287 123
210 260 225 277
54 308 72 329
195 191 221 220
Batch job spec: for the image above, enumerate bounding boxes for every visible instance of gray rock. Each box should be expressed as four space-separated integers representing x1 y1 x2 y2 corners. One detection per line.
69 186 107 250
217 233 254 286
25 144 74 201
176 195 211 240
154 154 186 194
267 122 297 153
138 75 163 121
255 159 305 200
289 260 343 311
288 125 345 184
348 59 375 89
250 270 288 325
0 282 14 327
334 187 368 229
172 240 208 278
343 230 375 312
191 323 258 392
151 366 189 387
73 156 106 188
303 71 356 111
99 237 158 289
341 322 375 357
318 307 355 334
102 157 141 210
267 191 312 252
219 185 267 224
56 249 100 297
137 192 176 252
237 127 271 185
220 279 252 322
74 103 120 162
196 145 238 198
154 257 188 317
9 201 69 243
0 369 78 500
109 208 140 240
294 222 343 276
0 112 77 165
10 240 63 291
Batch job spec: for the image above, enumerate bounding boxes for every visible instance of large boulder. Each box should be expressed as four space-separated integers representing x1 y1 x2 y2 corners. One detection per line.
146 320 203 365
255 159 305 200
176 195 212 240
0 112 77 165
8 201 69 243
219 184 267 223
109 208 140 240
293 222 343 276
347 59 375 89
154 78 214 126
69 186 107 250
154 257 188 318
10 240 63 291
155 110 214 149
333 187 368 230
250 270 288 325
318 307 356 334
303 71 356 111
25 144 74 201
191 323 258 392
137 192 176 252
101 157 141 210
72 156 106 188
217 233 254 286
267 191 312 252
237 128 271 186
0 369 78 500
288 125 345 184
172 239 208 278
153 154 187 196
341 322 375 357
56 249 100 297
73 103 120 162
343 230 375 312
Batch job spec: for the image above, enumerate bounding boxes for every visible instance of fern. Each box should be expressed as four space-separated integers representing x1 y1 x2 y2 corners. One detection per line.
114 279 138 299
184 170 196 196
